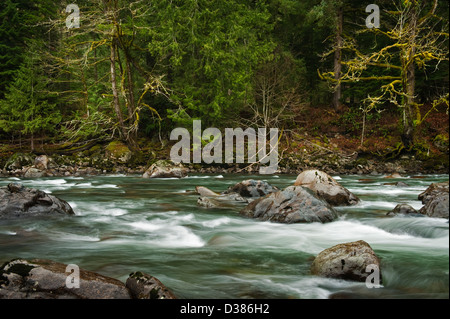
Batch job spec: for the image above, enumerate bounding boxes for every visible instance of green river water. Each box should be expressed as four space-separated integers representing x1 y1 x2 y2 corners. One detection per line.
0 173 448 299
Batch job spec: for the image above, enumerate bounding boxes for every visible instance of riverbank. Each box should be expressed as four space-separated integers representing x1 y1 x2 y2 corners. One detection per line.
0 146 448 179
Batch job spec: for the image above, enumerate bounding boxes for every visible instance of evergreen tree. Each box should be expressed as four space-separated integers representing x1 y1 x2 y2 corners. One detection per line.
0 40 61 151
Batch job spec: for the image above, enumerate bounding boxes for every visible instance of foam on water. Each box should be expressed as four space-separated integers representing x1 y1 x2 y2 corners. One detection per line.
213 217 449 256
52 232 101 242
201 217 232 228
0 174 447 299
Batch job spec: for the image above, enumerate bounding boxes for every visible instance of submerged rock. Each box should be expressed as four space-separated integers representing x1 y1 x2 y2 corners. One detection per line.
294 170 360 206
383 181 410 187
387 204 420 217
310 240 381 283
384 172 402 179
0 183 75 219
418 181 449 219
126 271 177 299
197 196 237 209
143 160 188 179
240 186 339 224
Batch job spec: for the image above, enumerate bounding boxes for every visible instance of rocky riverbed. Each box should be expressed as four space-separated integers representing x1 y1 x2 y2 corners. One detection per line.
1 140 448 179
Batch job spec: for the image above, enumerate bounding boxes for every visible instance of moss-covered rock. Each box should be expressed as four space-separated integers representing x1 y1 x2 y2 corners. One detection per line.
3 153 34 170
105 141 132 164
433 134 449 153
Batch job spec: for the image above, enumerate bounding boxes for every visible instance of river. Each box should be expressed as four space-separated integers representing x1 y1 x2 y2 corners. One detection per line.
0 173 448 299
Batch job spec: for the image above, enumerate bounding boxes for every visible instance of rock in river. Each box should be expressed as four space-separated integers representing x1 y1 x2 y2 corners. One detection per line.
0 259 131 299
418 181 449 219
386 204 420 217
0 259 177 299
126 271 177 299
294 170 360 206
196 179 279 209
240 186 339 224
310 240 381 283
0 183 75 219
143 160 188 179
223 179 279 198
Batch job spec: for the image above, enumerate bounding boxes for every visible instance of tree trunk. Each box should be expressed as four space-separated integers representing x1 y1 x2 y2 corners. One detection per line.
125 56 138 142
402 4 417 149
333 7 343 111
110 39 126 139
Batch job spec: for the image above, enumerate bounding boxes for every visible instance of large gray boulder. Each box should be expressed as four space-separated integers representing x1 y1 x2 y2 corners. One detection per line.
0 259 177 299
294 170 360 206
0 259 131 299
0 183 75 219
418 181 449 219
310 240 381 283
143 160 188 179
418 181 449 204
240 186 339 224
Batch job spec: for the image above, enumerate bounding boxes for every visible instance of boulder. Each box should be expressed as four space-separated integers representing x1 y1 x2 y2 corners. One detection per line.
143 160 188 179
195 186 220 197
418 181 449 219
34 155 49 170
126 271 177 299
23 167 45 178
418 181 449 205
105 141 132 164
223 179 279 198
310 240 381 282
240 186 339 224
195 180 279 209
386 204 420 216
384 172 402 179
0 259 131 299
0 183 75 219
294 170 360 206
0 259 177 299
3 153 34 171
419 194 449 219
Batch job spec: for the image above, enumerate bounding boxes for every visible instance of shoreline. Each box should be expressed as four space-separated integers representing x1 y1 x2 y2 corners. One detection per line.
1 157 448 179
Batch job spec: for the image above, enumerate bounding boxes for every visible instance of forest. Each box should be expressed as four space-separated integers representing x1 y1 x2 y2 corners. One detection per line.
0 0 448 173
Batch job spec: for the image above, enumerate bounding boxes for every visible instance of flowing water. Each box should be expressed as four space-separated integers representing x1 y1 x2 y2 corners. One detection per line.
0 174 448 299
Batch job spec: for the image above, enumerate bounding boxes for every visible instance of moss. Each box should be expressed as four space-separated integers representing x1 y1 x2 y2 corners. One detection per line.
3 152 34 169
433 134 449 152
129 271 144 279
106 141 128 153
3 263 36 277
149 287 160 299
